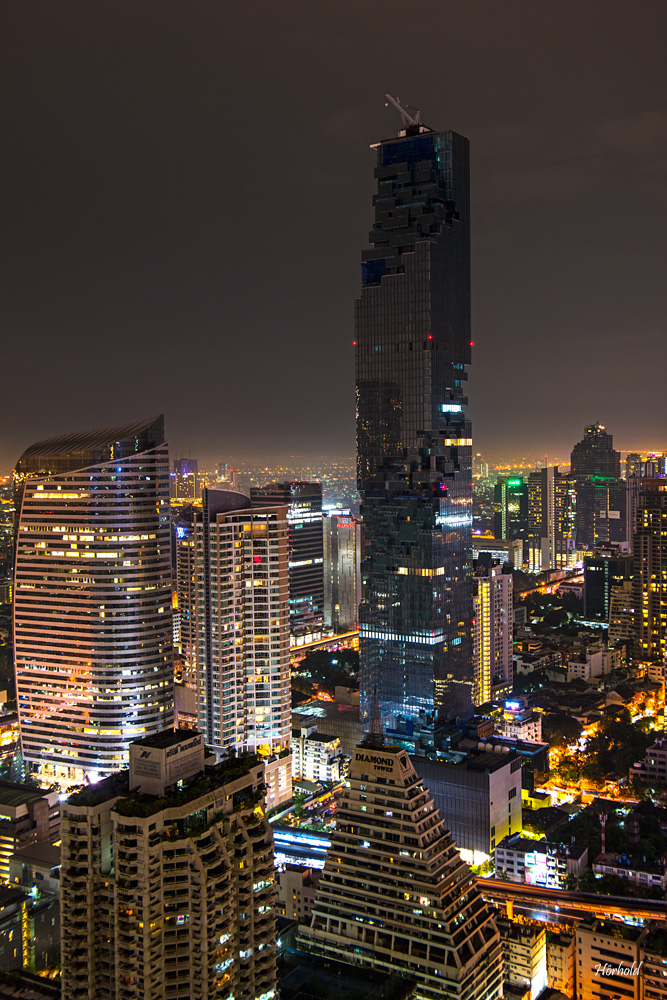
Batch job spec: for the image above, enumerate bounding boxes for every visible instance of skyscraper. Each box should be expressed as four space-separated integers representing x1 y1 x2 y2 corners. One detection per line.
191 489 292 808
526 466 576 571
174 504 197 686
250 482 324 642
356 105 473 736
570 424 625 550
13 416 174 782
633 479 667 668
472 555 513 705
570 423 621 480
493 475 528 544
323 513 362 632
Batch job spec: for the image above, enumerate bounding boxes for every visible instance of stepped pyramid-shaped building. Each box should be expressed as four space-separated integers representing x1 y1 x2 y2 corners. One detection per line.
298 725 502 1000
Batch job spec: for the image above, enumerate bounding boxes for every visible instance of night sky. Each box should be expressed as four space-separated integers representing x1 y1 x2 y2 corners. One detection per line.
3 2 667 471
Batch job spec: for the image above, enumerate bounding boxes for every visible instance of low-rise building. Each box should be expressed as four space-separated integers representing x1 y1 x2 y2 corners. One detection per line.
0 713 19 761
0 886 24 970
496 917 547 1000
0 883 59 974
277 864 321 922
642 927 667 1000
495 834 588 889
546 931 574 997
630 737 667 785
498 701 543 742
9 841 61 897
567 647 607 682
291 726 344 784
592 853 666 890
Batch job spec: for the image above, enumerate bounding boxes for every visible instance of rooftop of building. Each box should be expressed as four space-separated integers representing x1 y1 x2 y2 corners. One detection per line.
0 781 55 809
419 746 520 773
131 728 201 751
15 415 164 465
595 853 665 876
461 734 547 756
9 841 61 870
586 919 645 942
292 701 361 721
0 969 62 999
279 951 414 1000
497 833 586 859
495 916 545 940
643 926 667 955
67 751 262 815
291 729 337 744
113 752 262 818
66 770 130 809
0 885 27 910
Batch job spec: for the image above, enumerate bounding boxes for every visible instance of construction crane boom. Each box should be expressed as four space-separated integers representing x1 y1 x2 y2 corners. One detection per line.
384 93 421 129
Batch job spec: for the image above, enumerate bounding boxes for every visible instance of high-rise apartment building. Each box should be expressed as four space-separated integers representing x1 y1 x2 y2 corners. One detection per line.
299 732 503 1000
323 514 362 632
633 479 667 667
191 489 292 808
250 482 324 641
626 473 641 554
608 580 635 646
13 417 174 782
472 556 513 705
60 730 277 1000
174 504 197 685
526 467 576 571
356 109 474 735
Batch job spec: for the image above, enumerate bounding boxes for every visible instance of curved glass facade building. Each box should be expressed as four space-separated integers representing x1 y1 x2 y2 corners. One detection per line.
13 416 174 781
356 121 474 736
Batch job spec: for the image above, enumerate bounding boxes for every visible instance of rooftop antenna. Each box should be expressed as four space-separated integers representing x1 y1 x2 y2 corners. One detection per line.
384 93 421 129
361 686 385 749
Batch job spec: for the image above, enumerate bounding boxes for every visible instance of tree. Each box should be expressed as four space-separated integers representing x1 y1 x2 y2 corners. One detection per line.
542 714 583 747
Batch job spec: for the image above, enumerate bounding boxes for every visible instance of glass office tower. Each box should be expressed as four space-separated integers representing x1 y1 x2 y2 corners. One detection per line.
13 416 174 781
356 120 473 736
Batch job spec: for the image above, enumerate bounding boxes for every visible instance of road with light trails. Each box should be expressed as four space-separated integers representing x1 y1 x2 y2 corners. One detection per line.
477 878 666 922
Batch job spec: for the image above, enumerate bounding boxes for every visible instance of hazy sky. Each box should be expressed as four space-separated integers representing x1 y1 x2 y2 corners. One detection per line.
3 2 667 471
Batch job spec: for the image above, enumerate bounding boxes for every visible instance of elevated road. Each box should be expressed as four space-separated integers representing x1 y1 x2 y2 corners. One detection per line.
477 877 667 923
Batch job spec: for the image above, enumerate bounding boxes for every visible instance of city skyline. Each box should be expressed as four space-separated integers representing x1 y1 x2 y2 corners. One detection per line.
3 3 667 471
